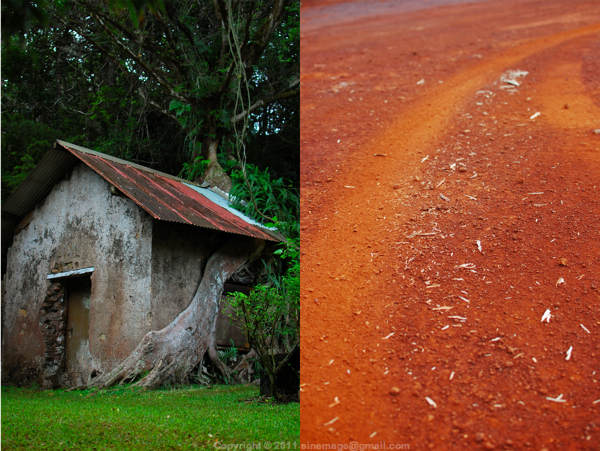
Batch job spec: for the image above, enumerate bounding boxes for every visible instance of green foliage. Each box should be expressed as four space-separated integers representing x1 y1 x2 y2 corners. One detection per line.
1 0 299 201
226 260 299 400
1 385 298 448
0 116 66 201
180 156 211 181
107 0 166 28
229 163 299 239
218 341 239 366
1 0 48 41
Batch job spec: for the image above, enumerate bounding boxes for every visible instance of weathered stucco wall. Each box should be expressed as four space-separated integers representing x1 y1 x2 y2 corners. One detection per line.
2 163 153 386
150 221 223 331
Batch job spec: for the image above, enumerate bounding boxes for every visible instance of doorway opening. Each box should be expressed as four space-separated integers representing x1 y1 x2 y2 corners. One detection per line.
64 275 92 387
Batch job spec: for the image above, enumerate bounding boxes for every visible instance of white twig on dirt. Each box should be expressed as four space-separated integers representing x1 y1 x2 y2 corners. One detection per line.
344 186 355 189
456 263 476 269
593 399 600 404
441 325 449 330
436 179 446 188
328 359 334 365
581 324 591 334
541 309 552 323
433 306 453 311
556 277 565 287
448 316 467 320
470 173 478 179
565 346 573 361
528 192 544 195
530 112 541 120
425 397 437 408
476 240 482 252
532 357 537 363
465 195 478 200
382 332 395 340
370 432 378 438
546 394 566 403
458 296 470 304
421 155 429 163
491 337 501 342
329 397 341 408
323 417 339 426
417 79 425 85
450 371 455 380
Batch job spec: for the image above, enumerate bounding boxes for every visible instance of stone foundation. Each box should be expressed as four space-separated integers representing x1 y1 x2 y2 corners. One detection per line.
39 282 67 388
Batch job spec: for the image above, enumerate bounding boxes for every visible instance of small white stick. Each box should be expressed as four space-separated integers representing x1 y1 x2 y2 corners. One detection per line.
421 155 429 163
329 397 341 408
323 417 339 426
546 395 566 403
328 359 334 365
425 397 437 408
458 296 470 304
369 432 378 438
541 309 552 323
491 337 501 342
593 399 600 404
441 325 449 330
581 324 591 334
566 346 573 361
476 240 482 252
530 112 541 120
382 332 395 340
449 371 455 380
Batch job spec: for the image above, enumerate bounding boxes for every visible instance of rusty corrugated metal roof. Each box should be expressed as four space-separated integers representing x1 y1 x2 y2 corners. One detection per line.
2 141 282 260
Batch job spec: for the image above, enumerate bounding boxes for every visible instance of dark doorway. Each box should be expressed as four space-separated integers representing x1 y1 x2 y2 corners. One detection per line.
65 276 92 386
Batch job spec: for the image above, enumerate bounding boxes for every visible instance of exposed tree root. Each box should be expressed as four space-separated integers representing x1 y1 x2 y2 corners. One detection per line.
88 236 265 389
207 343 259 384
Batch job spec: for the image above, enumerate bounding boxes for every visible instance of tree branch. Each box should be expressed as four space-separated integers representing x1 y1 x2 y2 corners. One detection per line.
231 79 299 124
84 2 198 108
241 0 292 70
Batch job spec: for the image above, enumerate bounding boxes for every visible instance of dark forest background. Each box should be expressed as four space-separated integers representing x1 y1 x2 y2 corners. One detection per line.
2 0 299 237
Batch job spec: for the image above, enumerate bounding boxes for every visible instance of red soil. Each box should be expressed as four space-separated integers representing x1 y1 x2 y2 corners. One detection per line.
300 1 600 449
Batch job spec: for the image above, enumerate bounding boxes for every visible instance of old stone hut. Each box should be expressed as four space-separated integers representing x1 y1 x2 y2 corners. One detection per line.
1 140 280 388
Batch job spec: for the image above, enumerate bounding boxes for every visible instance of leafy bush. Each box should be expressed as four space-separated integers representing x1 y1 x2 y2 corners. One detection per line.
226 260 299 400
229 163 299 239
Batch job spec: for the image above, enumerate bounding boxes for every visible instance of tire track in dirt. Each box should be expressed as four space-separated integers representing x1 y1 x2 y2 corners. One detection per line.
301 7 600 447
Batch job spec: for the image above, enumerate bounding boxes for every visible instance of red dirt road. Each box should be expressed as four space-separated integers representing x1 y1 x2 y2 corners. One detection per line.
300 0 600 449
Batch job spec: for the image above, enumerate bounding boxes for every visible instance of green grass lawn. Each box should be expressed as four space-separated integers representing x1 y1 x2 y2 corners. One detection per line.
1 385 299 450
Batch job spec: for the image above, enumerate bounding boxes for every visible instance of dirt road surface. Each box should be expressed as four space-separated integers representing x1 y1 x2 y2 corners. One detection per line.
300 0 600 448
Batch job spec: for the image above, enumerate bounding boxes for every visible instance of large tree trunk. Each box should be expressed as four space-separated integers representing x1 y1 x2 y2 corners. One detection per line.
90 236 265 389
198 116 233 193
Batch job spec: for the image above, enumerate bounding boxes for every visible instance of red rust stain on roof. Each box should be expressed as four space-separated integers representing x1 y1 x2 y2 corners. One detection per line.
63 145 277 241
